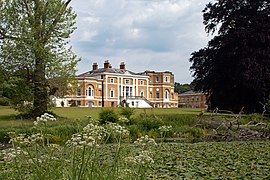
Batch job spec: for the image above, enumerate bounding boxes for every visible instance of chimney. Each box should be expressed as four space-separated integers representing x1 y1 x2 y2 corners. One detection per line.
120 62 126 69
104 60 110 69
92 62 98 70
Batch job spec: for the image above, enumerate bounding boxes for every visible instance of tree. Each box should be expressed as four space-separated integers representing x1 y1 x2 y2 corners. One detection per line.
0 0 79 117
174 82 192 94
189 0 270 113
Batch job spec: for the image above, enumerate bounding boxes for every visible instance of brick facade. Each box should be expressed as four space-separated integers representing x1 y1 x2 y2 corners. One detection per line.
65 60 178 108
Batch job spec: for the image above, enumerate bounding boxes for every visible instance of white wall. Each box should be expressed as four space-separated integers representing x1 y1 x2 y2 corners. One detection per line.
126 99 152 108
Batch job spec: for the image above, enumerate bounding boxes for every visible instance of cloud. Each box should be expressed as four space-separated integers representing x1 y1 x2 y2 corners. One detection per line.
70 0 212 83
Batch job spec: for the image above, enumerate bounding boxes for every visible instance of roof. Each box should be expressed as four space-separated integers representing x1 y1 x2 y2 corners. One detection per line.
77 67 141 78
179 90 205 96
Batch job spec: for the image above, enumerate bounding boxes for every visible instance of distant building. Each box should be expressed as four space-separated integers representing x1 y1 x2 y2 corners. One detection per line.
178 90 208 108
61 60 178 108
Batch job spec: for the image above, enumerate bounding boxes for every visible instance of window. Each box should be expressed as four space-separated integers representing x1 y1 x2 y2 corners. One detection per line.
77 87 81 96
110 89 114 97
110 78 114 83
156 76 159 82
125 79 130 84
140 91 144 97
140 80 144 85
122 86 133 97
131 101 134 106
86 86 94 97
98 101 102 107
164 76 170 83
77 101 81 106
165 90 169 100
156 92 160 99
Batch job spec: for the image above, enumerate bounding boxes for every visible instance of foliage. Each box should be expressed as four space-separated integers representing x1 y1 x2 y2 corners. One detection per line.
1 106 269 143
99 109 119 124
0 97 9 106
1 133 269 179
119 107 135 120
266 96 270 117
0 122 155 179
174 82 192 94
0 0 79 118
151 142 270 179
189 0 270 113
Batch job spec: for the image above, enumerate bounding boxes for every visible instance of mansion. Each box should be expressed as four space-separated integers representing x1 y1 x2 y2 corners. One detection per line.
59 60 178 108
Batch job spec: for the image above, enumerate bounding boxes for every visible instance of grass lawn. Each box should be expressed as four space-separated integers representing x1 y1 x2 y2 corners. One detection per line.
0 106 33 128
52 107 203 121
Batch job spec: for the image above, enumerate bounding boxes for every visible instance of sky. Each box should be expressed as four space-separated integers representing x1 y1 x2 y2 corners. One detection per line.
69 0 213 83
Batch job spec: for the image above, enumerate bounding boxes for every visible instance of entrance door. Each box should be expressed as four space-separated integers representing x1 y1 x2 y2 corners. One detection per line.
88 101 94 107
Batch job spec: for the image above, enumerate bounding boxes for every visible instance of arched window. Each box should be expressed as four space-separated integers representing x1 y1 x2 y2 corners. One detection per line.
140 90 144 97
110 89 114 97
165 90 169 100
86 86 94 97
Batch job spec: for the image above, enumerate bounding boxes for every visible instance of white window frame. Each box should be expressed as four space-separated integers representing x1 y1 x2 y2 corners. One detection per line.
164 76 170 83
165 90 169 100
86 86 94 97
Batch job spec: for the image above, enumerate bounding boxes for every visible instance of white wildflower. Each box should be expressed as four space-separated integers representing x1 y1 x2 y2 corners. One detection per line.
106 122 129 137
118 117 129 124
125 151 155 165
134 135 157 148
34 113 57 126
158 125 172 132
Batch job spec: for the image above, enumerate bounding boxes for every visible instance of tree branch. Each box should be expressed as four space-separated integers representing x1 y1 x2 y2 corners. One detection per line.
65 0 72 7
43 0 72 43
23 0 33 17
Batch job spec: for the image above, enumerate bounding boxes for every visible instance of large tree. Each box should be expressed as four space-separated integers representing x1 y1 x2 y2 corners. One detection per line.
0 0 79 117
189 0 270 113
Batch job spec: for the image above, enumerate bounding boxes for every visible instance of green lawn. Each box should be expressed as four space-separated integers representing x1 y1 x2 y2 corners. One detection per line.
52 107 202 121
0 106 202 128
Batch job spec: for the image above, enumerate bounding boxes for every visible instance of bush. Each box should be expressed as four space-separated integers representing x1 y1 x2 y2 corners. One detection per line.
137 117 164 131
0 97 10 106
119 107 135 120
99 109 119 124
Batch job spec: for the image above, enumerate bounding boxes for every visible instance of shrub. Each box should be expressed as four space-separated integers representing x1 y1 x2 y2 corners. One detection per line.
138 117 164 131
99 109 119 124
128 125 145 141
119 107 135 120
0 97 10 106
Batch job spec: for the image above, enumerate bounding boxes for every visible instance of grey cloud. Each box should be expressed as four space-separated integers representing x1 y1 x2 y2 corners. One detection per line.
70 0 212 83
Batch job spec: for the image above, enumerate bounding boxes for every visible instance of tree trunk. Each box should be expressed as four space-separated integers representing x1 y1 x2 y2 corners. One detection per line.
32 56 47 118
